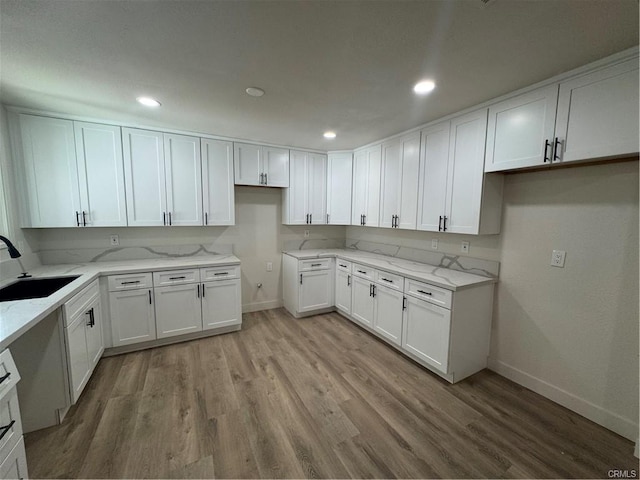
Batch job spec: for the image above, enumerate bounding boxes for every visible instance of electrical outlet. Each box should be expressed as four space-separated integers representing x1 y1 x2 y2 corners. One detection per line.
266 262 273 272
304 230 310 238
431 239 438 250
551 250 566 267
461 241 469 253
110 234 120 246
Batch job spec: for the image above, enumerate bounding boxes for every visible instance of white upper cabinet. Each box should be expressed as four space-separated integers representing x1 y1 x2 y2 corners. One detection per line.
417 109 503 235
326 152 353 225
234 143 289 187
123 128 167 226
351 144 381 227
123 129 202 226
202 139 235 226
554 57 639 164
379 132 420 229
484 84 559 172
18 114 81 227
163 134 202 226
74 122 127 227
283 150 327 224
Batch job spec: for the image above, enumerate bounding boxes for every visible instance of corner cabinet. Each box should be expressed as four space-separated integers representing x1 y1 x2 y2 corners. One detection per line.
123 129 202 227
234 142 289 187
282 150 327 225
351 145 382 227
326 152 353 225
417 109 503 235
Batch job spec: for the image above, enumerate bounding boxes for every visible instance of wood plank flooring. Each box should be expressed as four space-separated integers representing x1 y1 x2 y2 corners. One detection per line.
25 309 638 478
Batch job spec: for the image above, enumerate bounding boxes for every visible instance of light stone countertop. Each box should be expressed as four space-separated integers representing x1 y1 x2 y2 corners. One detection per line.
283 249 496 291
0 255 240 351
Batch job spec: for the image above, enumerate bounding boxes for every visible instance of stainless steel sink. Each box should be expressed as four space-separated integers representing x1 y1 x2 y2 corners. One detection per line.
0 276 80 302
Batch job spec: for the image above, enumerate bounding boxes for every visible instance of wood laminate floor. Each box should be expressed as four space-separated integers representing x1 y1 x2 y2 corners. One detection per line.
25 309 637 479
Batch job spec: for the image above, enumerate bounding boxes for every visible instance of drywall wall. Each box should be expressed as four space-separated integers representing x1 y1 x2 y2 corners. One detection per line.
33 187 346 311
491 159 639 440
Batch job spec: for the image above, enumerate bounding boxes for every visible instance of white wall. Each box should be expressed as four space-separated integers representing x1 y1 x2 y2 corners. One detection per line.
491 159 639 440
34 186 346 312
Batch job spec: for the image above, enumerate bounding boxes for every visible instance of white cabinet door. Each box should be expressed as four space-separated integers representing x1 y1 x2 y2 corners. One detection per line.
326 152 352 225
379 132 420 230
417 122 450 232
164 134 202 226
74 121 127 226
484 84 559 172
66 313 90 403
202 139 235 225
234 142 262 186
372 284 403 346
286 150 309 224
19 114 81 227
351 275 374 327
402 296 451 373
299 270 332 313
202 279 242 330
555 58 639 164
0 438 28 480
109 288 156 346
85 297 104 368
351 145 381 227
122 128 167 226
335 269 352 315
308 153 327 224
263 147 290 187
154 284 202 339
445 109 488 234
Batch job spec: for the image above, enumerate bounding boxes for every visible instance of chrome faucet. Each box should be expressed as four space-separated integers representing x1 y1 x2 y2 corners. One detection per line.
0 236 31 278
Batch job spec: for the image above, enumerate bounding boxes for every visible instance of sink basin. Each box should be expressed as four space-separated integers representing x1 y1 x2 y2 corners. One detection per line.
0 276 80 302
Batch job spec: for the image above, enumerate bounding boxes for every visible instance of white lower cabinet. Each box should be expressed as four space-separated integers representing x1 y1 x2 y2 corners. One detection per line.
0 349 28 480
334 262 352 315
154 283 202 339
63 281 104 404
372 284 404 346
202 279 242 330
299 270 333 313
402 295 451 373
350 275 374 327
109 287 156 347
282 254 334 318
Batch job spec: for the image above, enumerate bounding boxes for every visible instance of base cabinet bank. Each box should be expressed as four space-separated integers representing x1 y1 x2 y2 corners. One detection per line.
283 252 494 383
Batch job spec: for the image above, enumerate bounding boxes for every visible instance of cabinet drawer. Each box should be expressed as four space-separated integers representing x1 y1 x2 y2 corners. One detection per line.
200 265 240 281
0 388 23 463
0 350 20 402
352 263 375 281
298 258 331 271
405 279 453 309
63 279 99 327
108 273 153 291
375 270 404 291
336 259 352 272
152 269 200 286
0 436 28 480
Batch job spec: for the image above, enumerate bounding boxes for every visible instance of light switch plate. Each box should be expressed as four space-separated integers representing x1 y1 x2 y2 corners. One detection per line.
431 239 438 250
551 250 566 267
266 262 273 272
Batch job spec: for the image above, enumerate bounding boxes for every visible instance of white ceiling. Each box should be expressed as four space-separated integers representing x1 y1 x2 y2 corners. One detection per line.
1 0 638 151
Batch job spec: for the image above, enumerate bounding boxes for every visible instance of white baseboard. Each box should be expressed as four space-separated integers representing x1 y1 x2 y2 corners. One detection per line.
242 299 283 313
488 358 639 442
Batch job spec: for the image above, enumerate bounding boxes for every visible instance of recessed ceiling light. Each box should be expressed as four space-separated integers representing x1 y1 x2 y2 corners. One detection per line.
137 96 161 107
246 87 265 97
413 80 436 95
323 131 337 139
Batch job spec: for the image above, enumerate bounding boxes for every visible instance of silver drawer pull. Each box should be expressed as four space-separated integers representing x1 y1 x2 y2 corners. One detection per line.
0 372 10 384
122 280 141 285
169 276 187 280
0 420 15 441
381 278 393 283
214 272 229 276
417 289 433 296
